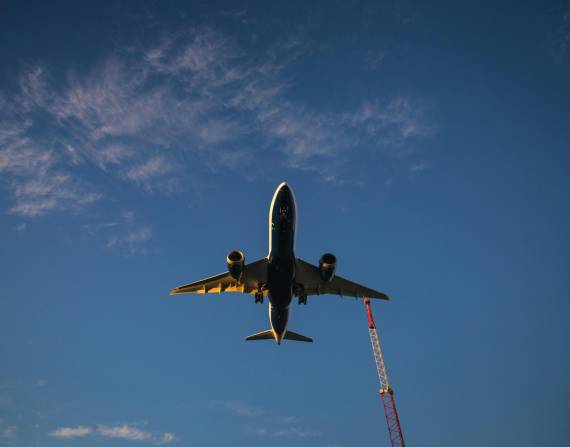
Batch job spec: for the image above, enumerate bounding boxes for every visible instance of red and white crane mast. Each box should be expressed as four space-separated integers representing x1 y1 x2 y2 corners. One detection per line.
364 298 406 447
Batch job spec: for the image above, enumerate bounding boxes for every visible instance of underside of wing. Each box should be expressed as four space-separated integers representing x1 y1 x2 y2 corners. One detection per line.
295 258 389 300
170 258 268 297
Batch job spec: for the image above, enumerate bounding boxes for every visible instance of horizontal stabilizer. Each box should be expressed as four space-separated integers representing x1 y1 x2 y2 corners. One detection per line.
284 330 313 343
245 330 275 341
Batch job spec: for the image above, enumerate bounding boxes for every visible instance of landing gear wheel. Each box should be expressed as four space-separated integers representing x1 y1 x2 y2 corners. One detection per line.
255 294 264 304
298 295 308 305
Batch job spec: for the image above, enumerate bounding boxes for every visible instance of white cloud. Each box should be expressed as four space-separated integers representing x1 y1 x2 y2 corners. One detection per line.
1 426 16 440
157 432 177 444
10 173 100 217
550 7 570 63
0 26 434 218
48 424 176 444
18 65 50 111
84 210 152 255
278 416 301 424
214 401 321 440
122 210 135 223
97 425 153 442
0 426 16 444
410 161 429 174
0 115 100 217
349 98 432 144
126 156 174 181
366 50 386 66
97 144 134 168
254 426 321 438
49 426 91 438
106 226 153 256
273 427 321 437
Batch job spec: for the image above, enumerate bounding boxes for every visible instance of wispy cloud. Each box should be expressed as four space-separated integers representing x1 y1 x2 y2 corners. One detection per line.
349 98 432 143
549 6 570 63
0 426 16 443
211 400 321 440
277 415 301 424
103 211 153 256
48 424 176 444
82 210 153 255
255 426 321 438
10 173 99 217
0 426 16 444
209 400 265 417
157 432 178 444
126 156 175 182
96 425 176 444
0 26 433 218
96 424 153 442
366 49 386 67
410 160 429 175
0 113 100 217
49 426 91 438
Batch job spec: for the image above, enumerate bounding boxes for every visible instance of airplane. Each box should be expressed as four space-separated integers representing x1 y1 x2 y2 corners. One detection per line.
170 182 389 344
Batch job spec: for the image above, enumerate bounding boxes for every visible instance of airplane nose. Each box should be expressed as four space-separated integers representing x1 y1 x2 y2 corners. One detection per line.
273 181 295 212
278 182 293 199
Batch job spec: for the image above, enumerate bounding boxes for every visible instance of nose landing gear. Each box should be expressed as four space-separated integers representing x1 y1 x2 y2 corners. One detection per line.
298 295 308 305
255 293 264 304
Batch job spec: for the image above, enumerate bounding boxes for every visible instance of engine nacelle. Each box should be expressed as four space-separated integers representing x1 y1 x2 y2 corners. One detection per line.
319 253 336 282
227 250 245 281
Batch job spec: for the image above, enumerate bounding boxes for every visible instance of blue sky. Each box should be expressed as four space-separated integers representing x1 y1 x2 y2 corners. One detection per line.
1 0 569 446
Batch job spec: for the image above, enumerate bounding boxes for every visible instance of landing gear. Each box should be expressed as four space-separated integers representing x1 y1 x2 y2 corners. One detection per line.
255 293 264 304
298 295 308 305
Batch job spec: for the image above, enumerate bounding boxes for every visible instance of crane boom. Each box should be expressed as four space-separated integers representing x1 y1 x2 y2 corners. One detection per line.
364 298 406 447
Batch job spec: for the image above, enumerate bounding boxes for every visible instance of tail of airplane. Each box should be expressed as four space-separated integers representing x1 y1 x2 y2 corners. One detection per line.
245 329 313 343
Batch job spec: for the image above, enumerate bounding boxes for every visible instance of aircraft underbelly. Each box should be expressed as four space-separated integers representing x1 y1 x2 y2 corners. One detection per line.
267 256 294 336
267 182 297 339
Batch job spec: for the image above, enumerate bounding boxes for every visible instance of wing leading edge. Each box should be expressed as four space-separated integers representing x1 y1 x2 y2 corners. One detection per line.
170 258 268 297
295 258 389 300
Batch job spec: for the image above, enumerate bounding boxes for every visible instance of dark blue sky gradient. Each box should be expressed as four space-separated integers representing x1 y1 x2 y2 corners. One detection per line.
1 1 569 446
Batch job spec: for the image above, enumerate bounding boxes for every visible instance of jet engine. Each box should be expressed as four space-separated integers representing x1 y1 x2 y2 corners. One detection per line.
319 253 336 282
227 250 245 281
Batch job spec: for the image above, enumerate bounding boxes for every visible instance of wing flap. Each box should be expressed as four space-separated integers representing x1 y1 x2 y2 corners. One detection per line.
295 258 389 300
170 258 268 297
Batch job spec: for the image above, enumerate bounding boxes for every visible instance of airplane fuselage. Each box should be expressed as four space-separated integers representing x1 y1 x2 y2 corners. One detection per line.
170 181 390 344
266 182 297 343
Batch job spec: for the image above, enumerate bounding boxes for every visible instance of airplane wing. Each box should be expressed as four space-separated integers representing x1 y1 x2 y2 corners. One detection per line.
170 258 268 296
294 258 389 300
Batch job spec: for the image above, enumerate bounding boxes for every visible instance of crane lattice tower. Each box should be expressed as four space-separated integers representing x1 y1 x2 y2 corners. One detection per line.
364 298 406 447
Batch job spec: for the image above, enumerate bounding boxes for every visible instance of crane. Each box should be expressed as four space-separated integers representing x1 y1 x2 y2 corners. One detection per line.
364 298 406 447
